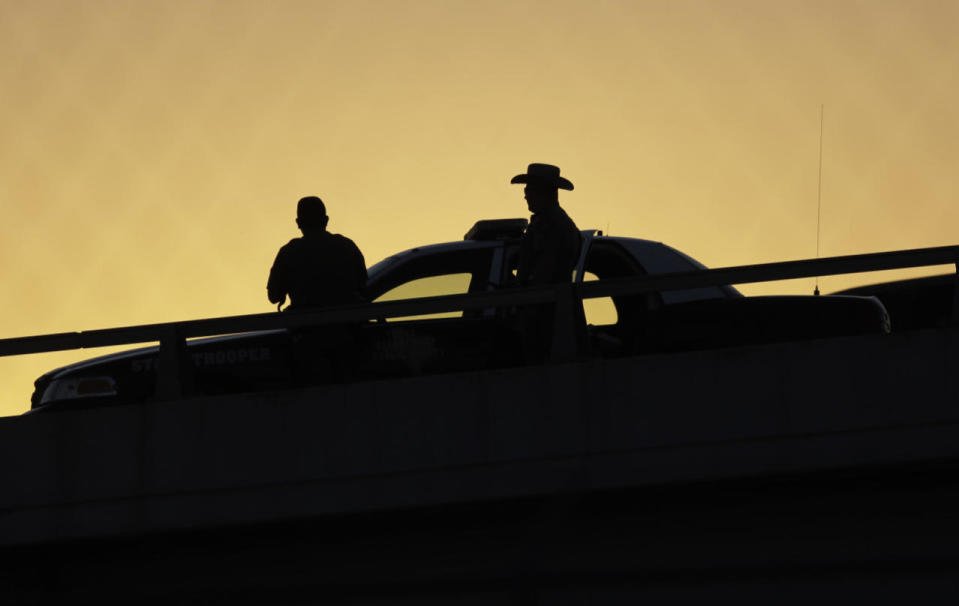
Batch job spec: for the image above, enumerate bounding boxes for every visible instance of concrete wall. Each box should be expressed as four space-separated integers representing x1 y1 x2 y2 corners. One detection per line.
2 327 958 546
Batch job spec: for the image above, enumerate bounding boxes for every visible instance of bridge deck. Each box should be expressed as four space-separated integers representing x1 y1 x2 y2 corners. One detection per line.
3 327 959 602
2 327 957 546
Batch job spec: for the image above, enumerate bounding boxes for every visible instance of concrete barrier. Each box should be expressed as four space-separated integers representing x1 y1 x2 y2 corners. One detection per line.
2 327 957 546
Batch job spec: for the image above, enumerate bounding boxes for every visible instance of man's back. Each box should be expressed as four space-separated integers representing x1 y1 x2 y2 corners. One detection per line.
518 205 581 286
268 231 367 309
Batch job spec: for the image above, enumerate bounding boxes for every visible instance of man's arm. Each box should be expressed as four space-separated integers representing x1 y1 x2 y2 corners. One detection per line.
267 247 288 306
531 226 565 285
531 222 580 285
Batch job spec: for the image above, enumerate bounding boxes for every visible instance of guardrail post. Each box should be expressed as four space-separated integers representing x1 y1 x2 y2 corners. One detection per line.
157 325 189 401
550 283 578 363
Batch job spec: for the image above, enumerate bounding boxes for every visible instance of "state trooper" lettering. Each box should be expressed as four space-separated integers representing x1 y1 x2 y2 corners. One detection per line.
131 347 271 372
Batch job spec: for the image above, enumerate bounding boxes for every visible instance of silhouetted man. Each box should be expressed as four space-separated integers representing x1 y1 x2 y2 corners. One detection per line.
267 196 367 311
268 196 367 384
510 163 582 361
511 163 581 286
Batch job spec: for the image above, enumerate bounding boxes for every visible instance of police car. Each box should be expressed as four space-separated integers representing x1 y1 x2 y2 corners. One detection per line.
29 219 889 413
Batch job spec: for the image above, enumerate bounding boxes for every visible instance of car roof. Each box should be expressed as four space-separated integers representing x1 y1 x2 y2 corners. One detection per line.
591 235 741 300
367 240 500 280
368 230 740 299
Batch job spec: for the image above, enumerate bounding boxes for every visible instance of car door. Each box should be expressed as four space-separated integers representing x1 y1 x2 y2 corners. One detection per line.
360 243 522 377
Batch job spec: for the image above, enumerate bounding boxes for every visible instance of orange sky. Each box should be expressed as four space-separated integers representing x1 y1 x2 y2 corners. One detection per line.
2 0 957 416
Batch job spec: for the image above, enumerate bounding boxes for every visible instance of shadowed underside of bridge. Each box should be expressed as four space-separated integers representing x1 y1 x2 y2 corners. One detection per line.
2 327 959 603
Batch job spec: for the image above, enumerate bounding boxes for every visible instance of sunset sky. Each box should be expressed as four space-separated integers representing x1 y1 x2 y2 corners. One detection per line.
2 0 957 416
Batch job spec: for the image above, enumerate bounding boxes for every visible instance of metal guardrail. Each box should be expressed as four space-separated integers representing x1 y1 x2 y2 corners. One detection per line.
579 244 959 300
2 244 958 400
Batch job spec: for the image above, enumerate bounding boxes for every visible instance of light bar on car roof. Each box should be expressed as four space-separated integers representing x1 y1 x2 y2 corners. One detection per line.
464 218 528 241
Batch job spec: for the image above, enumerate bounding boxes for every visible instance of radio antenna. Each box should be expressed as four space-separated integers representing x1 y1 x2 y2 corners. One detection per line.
814 104 824 296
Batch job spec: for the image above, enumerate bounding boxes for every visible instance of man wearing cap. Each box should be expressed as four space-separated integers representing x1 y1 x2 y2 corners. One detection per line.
267 196 367 311
268 196 368 385
510 163 581 286
510 163 582 361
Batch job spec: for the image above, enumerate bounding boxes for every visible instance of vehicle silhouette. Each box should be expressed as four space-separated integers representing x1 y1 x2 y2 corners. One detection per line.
29 219 889 413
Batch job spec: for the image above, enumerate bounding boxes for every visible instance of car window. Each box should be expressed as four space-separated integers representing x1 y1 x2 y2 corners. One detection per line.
368 247 495 322
583 240 658 329
582 271 618 325
375 273 473 321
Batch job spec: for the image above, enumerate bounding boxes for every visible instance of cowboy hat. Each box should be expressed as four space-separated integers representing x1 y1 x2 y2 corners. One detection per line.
510 163 574 191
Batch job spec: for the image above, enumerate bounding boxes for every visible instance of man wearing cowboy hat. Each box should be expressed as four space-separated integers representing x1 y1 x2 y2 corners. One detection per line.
511 163 582 362
510 163 581 286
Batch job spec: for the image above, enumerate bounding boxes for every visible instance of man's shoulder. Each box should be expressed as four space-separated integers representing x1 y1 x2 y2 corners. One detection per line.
537 206 579 232
555 205 578 225
328 232 356 243
277 237 304 253
329 232 362 251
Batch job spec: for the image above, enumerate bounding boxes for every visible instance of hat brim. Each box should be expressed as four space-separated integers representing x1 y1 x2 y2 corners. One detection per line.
510 174 574 191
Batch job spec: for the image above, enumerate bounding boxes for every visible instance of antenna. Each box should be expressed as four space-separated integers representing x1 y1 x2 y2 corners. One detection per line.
814 104 824 296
